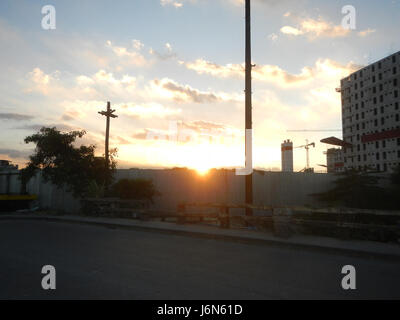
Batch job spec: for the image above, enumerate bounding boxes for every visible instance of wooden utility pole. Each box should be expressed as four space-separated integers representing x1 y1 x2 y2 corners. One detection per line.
98 101 118 196
245 0 253 216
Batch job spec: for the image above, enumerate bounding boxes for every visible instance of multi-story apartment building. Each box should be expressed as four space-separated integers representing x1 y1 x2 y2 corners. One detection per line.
340 51 400 172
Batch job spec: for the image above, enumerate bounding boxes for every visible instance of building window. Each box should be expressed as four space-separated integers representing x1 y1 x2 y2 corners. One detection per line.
376 141 379 149
394 79 398 87
394 90 398 98
376 153 380 160
393 56 396 63
394 67 397 75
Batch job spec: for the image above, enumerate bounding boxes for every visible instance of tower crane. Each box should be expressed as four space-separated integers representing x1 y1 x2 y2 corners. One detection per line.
294 139 315 171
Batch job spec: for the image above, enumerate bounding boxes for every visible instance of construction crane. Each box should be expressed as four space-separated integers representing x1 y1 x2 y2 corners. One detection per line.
295 139 315 171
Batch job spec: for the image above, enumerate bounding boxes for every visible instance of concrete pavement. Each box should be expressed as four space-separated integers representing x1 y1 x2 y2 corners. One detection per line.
0 219 399 299
1 213 399 261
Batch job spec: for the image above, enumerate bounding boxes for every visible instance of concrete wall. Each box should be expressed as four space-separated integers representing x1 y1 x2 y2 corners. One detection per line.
116 169 336 212
1 168 337 214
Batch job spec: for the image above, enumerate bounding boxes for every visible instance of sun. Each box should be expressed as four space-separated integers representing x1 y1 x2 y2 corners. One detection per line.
194 166 210 176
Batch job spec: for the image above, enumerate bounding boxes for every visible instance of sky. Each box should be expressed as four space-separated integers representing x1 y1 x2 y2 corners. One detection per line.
1 0 400 173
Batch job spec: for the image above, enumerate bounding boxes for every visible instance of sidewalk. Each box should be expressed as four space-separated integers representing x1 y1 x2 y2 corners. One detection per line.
1 212 399 260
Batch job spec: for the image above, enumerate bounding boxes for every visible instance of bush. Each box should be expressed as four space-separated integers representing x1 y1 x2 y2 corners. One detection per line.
111 178 159 203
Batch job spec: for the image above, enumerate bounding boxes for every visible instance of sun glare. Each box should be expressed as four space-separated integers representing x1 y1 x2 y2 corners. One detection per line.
194 166 210 176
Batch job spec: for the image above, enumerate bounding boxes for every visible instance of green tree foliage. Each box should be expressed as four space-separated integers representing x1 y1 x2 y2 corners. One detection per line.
391 165 400 187
111 178 159 203
312 169 399 210
20 127 117 197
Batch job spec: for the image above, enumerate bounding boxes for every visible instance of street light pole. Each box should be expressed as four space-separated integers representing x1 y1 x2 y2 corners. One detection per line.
245 0 253 216
98 101 118 196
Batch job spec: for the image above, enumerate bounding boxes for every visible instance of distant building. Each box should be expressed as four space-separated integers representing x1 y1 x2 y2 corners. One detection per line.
325 148 344 173
340 51 400 172
0 160 18 171
281 140 293 172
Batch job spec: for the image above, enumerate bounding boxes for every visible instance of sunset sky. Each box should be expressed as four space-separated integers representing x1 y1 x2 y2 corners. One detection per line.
1 0 400 172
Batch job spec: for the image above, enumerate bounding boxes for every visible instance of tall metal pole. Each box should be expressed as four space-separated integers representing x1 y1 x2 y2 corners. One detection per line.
245 0 253 216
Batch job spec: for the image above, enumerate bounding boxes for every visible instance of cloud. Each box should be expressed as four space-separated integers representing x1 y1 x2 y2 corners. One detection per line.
132 128 170 141
268 33 279 41
113 136 132 145
149 43 177 61
24 68 55 95
181 58 360 87
132 120 240 144
280 26 303 36
0 113 34 121
24 67 137 101
281 17 350 39
61 109 85 121
91 70 136 89
106 40 148 66
150 78 227 103
180 59 243 78
0 148 33 159
119 102 182 119
132 39 144 51
358 28 376 37
160 0 185 8
14 123 79 132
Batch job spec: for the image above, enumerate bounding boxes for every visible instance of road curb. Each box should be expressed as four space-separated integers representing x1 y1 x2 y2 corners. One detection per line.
1 215 400 262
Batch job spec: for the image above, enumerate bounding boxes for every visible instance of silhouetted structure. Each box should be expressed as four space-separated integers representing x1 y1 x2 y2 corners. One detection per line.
98 101 118 195
245 0 253 215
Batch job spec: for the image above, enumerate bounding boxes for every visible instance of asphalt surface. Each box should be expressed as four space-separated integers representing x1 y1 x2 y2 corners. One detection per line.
0 220 399 299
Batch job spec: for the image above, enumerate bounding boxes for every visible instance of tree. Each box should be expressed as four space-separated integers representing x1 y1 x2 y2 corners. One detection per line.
391 164 400 187
20 127 117 197
111 178 159 203
312 169 396 210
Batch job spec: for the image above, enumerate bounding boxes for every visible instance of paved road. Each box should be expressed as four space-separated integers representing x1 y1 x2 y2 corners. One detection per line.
0 220 399 299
